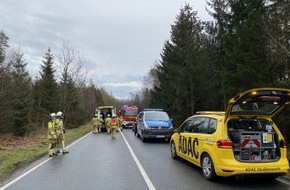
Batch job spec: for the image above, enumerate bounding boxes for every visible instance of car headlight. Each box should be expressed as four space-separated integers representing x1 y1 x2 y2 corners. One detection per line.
144 123 150 129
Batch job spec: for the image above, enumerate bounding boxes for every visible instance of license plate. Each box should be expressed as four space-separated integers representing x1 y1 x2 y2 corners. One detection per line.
156 135 165 138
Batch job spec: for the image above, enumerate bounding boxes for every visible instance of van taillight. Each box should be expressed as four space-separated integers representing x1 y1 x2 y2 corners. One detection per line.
217 139 232 149
280 140 287 148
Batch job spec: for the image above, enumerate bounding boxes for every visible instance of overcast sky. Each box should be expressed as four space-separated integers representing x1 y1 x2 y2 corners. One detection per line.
0 0 212 99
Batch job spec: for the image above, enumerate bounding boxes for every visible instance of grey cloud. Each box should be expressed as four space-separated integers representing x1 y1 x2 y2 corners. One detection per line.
1 0 210 99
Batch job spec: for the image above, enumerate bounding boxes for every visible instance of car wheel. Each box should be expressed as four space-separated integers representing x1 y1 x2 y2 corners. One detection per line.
170 141 178 159
135 128 140 137
141 134 146 142
201 153 216 180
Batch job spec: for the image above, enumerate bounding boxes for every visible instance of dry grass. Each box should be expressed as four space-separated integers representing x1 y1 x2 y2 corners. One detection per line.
0 125 91 177
0 130 47 151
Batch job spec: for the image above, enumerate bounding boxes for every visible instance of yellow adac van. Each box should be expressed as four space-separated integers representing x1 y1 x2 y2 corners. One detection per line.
170 88 290 180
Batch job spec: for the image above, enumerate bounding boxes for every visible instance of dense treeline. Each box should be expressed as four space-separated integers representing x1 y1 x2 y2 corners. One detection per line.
0 34 143 136
147 1 290 127
1 1 290 138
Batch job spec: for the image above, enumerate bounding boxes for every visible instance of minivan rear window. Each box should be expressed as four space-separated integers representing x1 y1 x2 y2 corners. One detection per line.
231 98 280 115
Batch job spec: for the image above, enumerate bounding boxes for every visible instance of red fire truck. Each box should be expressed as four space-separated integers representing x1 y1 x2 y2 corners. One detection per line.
119 105 138 128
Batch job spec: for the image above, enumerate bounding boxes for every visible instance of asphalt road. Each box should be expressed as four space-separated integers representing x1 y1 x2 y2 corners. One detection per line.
1 129 290 190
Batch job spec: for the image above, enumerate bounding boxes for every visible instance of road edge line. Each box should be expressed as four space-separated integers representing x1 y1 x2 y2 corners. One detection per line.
0 132 92 190
120 129 156 190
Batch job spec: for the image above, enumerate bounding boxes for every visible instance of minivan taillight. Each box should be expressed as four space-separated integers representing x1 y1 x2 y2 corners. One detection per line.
217 139 232 149
280 140 287 148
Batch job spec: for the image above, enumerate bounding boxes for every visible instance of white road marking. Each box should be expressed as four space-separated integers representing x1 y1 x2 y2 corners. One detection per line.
0 158 51 190
1 131 156 190
276 177 290 185
119 128 156 190
2 130 288 189
0 132 91 190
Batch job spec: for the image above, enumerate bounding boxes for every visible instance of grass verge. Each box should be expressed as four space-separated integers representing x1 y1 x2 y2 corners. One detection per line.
0 125 91 177
1 126 290 180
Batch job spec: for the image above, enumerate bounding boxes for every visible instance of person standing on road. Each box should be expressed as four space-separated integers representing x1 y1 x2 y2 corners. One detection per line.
118 115 123 131
111 114 118 139
48 113 57 157
97 115 103 133
55 111 69 154
105 114 111 134
91 114 98 134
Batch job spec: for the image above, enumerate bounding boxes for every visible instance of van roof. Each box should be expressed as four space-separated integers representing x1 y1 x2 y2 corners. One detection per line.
143 108 163 112
195 111 225 116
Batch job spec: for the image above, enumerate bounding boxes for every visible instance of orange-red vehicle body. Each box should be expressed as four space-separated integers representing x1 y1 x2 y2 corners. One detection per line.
119 105 138 128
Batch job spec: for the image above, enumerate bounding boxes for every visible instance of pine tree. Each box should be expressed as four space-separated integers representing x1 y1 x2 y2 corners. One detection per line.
0 30 9 64
33 48 58 126
10 50 32 136
207 0 271 102
205 0 231 109
151 4 206 125
0 31 12 133
265 0 290 86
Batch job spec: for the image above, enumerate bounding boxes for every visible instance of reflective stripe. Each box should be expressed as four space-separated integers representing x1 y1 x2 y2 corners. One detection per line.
111 118 118 126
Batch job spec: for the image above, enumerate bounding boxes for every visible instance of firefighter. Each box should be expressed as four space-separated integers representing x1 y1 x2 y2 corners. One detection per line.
105 114 111 134
55 111 69 154
97 115 103 133
48 113 57 157
91 114 98 134
118 115 123 131
111 114 118 139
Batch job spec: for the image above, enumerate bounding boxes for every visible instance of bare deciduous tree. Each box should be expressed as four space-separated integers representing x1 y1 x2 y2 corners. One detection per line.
142 61 159 90
57 41 88 125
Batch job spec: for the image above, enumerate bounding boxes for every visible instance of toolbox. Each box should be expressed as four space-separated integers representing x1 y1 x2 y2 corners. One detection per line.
233 132 276 161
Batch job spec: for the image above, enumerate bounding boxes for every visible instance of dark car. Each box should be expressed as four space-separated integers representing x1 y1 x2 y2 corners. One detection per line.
136 109 174 142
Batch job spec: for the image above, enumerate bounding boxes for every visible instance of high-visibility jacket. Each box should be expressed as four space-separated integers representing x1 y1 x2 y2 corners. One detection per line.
55 118 63 129
92 117 98 125
97 118 103 125
111 118 118 126
48 120 57 140
118 117 123 126
105 117 111 126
